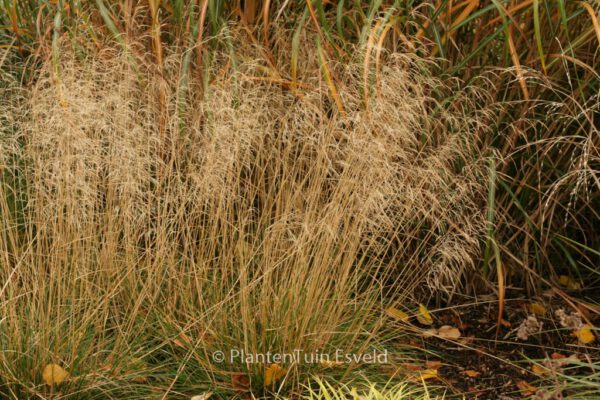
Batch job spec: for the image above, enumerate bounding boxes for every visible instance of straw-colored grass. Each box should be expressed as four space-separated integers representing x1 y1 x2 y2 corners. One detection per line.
0 35 495 398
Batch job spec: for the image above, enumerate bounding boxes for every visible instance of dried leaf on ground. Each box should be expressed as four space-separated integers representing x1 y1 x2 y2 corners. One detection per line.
558 275 581 290
264 363 286 385
516 380 537 396
42 364 69 386
573 324 595 344
437 325 461 339
421 326 461 340
416 304 434 325
531 364 548 376
464 369 480 377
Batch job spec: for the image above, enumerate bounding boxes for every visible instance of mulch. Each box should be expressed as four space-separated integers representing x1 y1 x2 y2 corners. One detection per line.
414 297 600 399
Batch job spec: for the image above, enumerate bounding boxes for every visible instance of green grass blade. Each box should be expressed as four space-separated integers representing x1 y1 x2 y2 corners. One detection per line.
483 156 497 279
533 0 547 73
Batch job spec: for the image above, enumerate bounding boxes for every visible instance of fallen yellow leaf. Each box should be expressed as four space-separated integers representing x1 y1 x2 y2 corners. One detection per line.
437 325 461 339
558 275 581 290
573 324 595 344
264 363 286 385
385 307 409 322
416 304 433 325
420 368 438 379
42 363 69 386
531 364 548 376
529 302 546 316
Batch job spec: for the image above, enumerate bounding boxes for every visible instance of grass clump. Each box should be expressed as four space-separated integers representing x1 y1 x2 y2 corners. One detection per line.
0 32 497 397
299 377 438 400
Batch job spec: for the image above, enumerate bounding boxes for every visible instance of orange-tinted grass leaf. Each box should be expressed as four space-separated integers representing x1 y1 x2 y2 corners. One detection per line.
581 2 600 46
317 39 346 116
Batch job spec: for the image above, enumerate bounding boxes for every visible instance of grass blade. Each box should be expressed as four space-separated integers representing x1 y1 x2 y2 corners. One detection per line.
533 0 547 73
317 37 345 116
